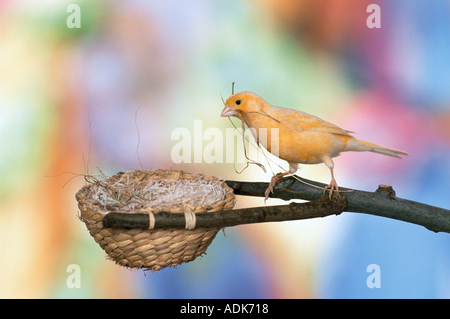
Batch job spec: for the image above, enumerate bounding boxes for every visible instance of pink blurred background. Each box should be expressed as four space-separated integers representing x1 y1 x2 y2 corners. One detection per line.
1 0 450 298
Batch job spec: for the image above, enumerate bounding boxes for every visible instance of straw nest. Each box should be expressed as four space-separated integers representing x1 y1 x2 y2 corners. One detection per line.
75 169 236 271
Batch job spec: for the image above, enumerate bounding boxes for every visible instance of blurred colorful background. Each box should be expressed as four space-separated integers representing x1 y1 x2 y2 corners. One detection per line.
1 0 450 298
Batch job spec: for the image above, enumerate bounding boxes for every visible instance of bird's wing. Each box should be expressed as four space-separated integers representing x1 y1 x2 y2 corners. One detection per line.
268 105 354 137
309 120 354 136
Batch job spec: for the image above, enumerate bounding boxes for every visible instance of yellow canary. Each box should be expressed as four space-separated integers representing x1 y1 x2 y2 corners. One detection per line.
221 91 408 200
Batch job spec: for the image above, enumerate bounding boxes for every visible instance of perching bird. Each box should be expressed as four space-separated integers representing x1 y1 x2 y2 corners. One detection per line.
221 91 408 201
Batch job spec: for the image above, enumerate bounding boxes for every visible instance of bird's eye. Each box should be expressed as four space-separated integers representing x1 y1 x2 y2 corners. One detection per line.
236 100 241 105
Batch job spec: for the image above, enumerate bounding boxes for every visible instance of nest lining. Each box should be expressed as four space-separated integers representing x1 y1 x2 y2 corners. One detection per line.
86 174 231 212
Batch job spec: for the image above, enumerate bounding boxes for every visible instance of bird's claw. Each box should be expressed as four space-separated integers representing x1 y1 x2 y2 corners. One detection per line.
264 188 271 204
324 180 339 199
264 173 285 203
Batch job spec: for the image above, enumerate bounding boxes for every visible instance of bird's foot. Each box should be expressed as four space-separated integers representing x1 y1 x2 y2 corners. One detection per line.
324 178 339 199
264 172 286 203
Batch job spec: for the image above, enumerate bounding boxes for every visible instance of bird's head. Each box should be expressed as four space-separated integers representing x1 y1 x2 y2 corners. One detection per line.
221 91 264 119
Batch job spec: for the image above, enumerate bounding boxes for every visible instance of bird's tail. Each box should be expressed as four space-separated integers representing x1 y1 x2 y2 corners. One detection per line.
346 138 408 158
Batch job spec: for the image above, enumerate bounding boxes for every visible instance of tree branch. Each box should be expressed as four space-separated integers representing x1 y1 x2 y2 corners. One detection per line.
101 175 450 234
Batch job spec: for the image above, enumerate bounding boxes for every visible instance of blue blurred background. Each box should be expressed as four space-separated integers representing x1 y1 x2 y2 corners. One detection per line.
1 0 450 298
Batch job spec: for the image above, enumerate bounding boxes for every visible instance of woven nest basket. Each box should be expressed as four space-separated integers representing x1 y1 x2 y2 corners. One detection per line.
75 169 236 271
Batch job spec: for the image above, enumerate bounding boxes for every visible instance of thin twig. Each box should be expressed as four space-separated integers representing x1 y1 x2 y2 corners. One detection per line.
102 193 346 229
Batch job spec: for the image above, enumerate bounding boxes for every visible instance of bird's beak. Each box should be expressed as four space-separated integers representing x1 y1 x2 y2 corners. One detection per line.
221 106 236 117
